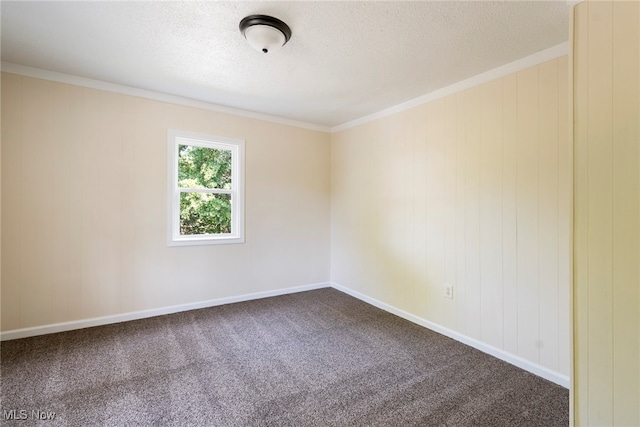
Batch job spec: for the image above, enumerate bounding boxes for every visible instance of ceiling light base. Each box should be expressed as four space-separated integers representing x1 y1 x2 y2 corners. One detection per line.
239 15 292 54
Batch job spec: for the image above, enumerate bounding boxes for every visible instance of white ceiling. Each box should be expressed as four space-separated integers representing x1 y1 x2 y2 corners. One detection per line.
1 1 569 128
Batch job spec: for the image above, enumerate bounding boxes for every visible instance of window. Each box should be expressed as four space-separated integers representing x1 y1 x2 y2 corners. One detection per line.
167 130 244 246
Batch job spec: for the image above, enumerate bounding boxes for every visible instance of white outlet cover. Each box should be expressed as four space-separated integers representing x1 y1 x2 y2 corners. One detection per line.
445 284 454 299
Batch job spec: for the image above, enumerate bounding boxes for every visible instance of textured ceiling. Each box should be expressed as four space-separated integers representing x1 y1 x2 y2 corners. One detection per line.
1 1 569 128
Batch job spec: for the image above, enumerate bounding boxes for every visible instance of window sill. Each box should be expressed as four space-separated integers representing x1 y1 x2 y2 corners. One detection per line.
167 235 245 247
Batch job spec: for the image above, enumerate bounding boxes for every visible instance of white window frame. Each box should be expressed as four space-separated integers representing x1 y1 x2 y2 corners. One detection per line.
167 129 245 246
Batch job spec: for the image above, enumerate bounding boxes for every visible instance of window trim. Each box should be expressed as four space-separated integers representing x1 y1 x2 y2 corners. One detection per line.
167 129 245 246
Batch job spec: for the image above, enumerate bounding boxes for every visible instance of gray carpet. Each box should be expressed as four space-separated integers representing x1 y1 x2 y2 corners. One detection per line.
1 288 568 426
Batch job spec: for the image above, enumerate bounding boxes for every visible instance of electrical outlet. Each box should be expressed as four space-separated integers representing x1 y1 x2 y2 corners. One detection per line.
444 284 454 299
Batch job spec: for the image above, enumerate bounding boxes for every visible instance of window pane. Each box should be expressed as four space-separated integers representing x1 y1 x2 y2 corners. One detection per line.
178 145 232 190
180 192 232 235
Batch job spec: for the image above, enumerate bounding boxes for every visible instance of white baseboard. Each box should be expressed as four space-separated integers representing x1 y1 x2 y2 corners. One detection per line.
0 282 330 341
330 282 570 389
0 280 570 389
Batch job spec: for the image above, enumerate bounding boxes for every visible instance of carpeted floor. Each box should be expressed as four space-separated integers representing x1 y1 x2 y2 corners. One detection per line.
1 288 569 426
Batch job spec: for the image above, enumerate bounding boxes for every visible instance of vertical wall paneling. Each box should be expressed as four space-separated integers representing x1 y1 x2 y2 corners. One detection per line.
1 73 22 330
426 101 446 324
331 58 570 381
362 123 378 309
119 96 137 315
444 97 457 329
369 121 385 302
397 111 413 313
50 82 72 324
516 66 541 364
573 0 640 424
502 74 519 355
424 103 436 320
464 88 482 340
412 106 428 318
573 2 590 423
1 73 331 333
455 92 468 334
21 78 55 328
479 79 503 349
567 14 576 424
538 59 560 371
66 85 85 322
381 113 409 309
557 54 571 382
98 91 124 316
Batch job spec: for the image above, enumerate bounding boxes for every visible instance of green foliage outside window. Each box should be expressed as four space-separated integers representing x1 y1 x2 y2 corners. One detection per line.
178 145 232 235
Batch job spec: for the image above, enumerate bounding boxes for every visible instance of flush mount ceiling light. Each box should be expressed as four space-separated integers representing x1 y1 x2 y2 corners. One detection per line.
239 15 291 54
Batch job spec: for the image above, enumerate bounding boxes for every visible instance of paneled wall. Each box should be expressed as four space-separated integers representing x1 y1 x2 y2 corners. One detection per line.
573 1 640 425
331 57 570 378
1 73 331 332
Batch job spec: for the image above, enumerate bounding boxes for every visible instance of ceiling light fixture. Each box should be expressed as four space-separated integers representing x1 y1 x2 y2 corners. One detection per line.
239 15 291 54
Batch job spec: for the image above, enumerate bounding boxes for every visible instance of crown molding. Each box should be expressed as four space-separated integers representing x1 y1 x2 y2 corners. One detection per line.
0 62 331 133
331 41 569 133
2 41 570 136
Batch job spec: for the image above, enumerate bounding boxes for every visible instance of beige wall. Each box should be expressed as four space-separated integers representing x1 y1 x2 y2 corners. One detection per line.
573 1 640 425
331 57 571 378
1 73 331 331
